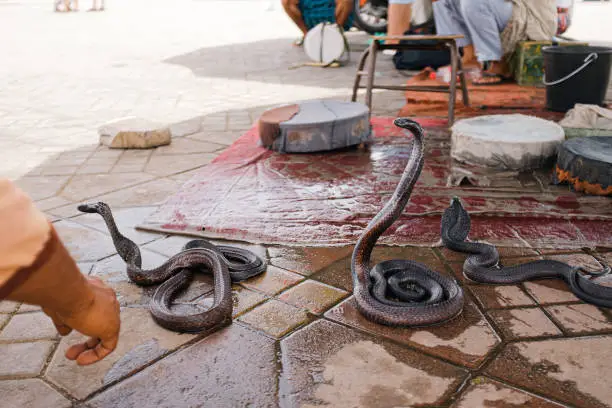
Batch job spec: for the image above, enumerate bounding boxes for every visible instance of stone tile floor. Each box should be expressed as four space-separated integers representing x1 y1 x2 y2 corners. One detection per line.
1 0 612 407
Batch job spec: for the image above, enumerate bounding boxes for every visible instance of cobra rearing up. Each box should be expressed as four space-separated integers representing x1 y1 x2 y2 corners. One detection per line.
351 118 465 327
441 197 612 308
77 202 266 333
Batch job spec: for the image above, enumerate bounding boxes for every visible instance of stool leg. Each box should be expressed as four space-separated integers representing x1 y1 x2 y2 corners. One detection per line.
365 40 378 114
448 42 458 126
352 47 371 102
457 44 470 107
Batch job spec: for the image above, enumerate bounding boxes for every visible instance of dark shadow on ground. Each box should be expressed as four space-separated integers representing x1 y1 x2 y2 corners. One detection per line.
163 34 390 89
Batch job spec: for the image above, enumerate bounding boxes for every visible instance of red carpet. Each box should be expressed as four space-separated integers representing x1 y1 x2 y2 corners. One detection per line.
139 117 612 247
398 74 566 122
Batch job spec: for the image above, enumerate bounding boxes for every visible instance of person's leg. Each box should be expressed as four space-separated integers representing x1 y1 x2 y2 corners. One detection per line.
335 0 354 29
282 0 309 36
387 1 413 45
432 0 478 68
433 0 470 45
460 0 513 83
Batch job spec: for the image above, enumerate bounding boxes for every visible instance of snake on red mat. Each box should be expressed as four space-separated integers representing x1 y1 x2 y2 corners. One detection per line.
441 197 612 308
77 202 266 333
351 118 465 327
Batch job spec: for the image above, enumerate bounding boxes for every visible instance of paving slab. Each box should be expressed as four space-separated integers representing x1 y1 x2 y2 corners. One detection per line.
240 265 304 296
72 206 161 245
451 377 566 408
0 379 72 408
486 336 612 408
325 297 500 368
0 341 55 378
85 178 182 208
53 220 118 262
0 314 9 329
268 245 353 276
279 319 467 407
87 324 277 408
0 312 58 342
45 307 196 400
18 302 43 313
278 279 348 315
0 301 19 314
545 304 612 334
14 176 71 202
469 285 536 309
488 307 562 340
238 299 310 338
524 280 582 304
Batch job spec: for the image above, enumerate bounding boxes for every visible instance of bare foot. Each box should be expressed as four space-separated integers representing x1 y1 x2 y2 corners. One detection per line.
473 61 512 85
472 72 510 85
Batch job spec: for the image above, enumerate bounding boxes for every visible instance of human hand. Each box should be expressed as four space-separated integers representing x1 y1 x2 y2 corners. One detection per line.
43 277 120 365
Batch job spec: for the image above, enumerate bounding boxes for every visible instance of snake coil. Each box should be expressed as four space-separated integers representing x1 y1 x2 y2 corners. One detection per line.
77 202 266 332
351 118 465 326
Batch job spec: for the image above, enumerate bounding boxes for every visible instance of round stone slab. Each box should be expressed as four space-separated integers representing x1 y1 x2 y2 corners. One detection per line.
553 136 612 195
258 100 371 153
451 114 565 170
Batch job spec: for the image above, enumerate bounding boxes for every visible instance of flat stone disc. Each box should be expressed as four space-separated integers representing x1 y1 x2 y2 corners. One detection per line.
258 100 371 153
451 114 565 170
554 136 612 195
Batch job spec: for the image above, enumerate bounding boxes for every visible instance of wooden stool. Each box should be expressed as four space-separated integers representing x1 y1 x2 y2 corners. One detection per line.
351 35 470 125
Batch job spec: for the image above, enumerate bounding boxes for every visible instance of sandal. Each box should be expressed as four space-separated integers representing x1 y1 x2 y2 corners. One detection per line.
473 71 513 86
293 37 304 47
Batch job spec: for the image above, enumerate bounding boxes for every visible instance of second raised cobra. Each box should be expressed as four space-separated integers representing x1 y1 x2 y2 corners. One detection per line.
77 202 266 332
441 197 612 308
351 118 465 326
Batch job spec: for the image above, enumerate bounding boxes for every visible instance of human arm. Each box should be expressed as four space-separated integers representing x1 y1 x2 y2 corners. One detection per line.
0 179 120 365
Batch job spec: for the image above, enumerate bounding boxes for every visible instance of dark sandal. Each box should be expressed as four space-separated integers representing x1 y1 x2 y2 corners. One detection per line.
473 71 512 86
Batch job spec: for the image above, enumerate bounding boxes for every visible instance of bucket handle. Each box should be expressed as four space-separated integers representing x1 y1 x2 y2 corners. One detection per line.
542 52 598 86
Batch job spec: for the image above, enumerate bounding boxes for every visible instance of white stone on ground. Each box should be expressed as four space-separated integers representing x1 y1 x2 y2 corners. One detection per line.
451 114 565 170
99 117 171 149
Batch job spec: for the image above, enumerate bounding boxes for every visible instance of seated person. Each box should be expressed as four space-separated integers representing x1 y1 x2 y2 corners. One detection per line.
282 0 354 45
432 0 570 85
384 0 433 51
387 1 415 45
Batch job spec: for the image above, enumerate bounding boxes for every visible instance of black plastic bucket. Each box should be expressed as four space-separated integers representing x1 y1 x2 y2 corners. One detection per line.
542 45 612 112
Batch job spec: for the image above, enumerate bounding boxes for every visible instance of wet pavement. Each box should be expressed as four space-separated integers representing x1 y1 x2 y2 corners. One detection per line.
1 0 612 407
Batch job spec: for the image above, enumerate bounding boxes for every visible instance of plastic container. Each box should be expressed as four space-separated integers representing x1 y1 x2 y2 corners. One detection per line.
542 45 612 112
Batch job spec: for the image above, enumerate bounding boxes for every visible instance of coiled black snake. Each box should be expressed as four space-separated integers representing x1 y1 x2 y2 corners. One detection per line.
77 202 266 332
351 118 465 326
441 197 612 308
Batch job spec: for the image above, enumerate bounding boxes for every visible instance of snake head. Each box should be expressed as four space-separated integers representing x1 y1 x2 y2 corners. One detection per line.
441 196 471 243
393 118 424 138
449 196 463 210
77 202 110 215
